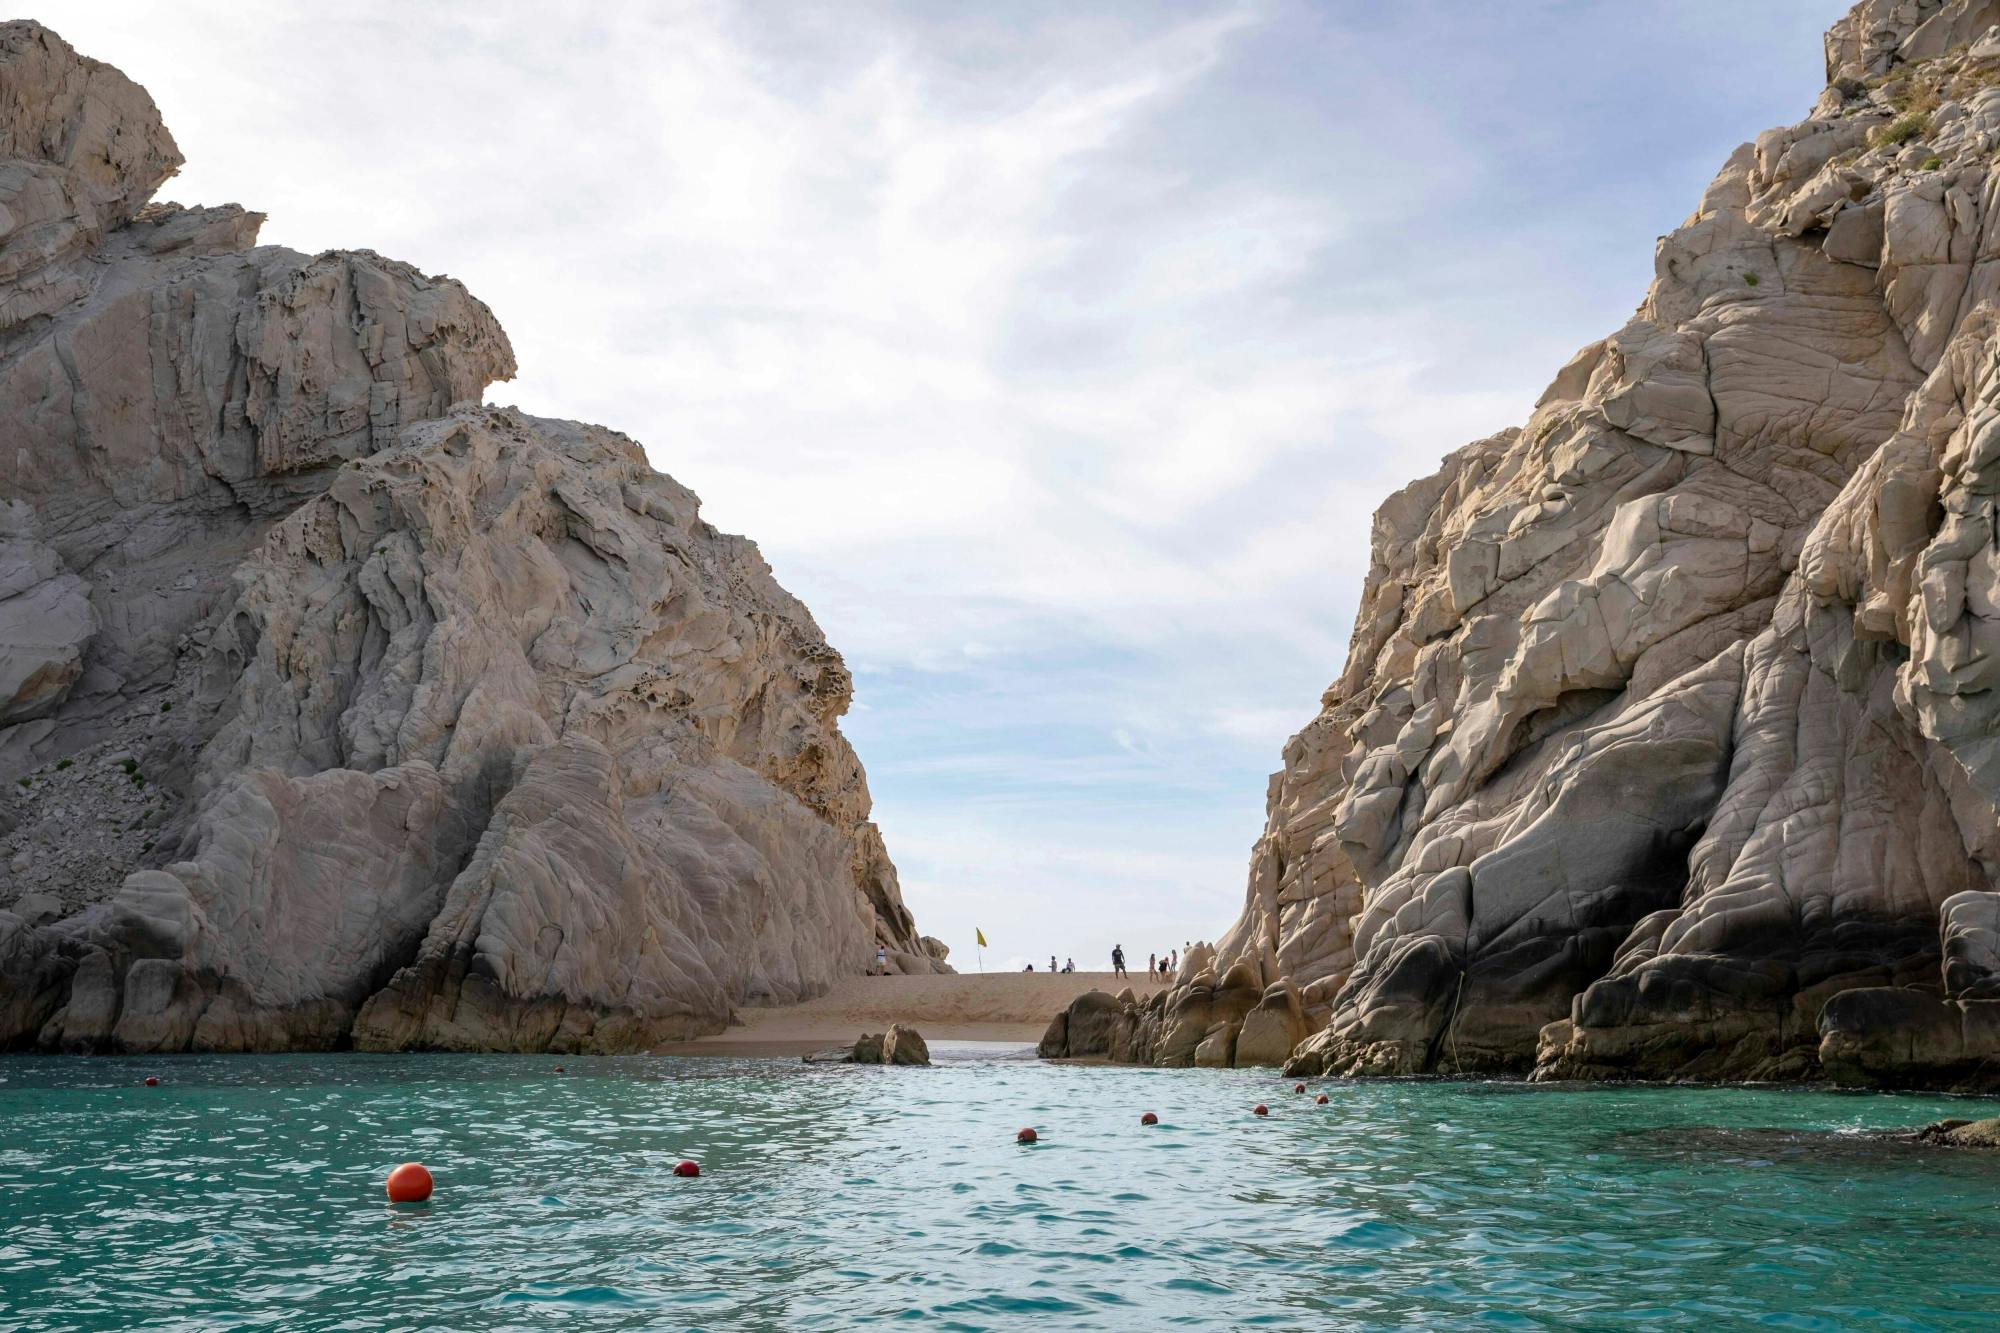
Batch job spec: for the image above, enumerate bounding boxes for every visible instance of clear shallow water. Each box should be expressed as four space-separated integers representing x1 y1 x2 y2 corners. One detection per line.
3 1050 1998 1331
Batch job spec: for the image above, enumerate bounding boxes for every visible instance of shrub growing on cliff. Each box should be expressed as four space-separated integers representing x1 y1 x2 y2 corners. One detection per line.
1870 111 1932 148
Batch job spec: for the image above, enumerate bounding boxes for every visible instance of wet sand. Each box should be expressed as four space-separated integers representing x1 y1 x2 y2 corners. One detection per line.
655 970 1168 1055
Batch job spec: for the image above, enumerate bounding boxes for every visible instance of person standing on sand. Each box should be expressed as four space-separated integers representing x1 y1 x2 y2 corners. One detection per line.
876 945 887 975
1112 945 1127 978
1051 954 1058 974
1170 948 1178 973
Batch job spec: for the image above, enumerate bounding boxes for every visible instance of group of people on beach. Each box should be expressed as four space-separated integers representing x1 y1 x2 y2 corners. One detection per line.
1014 941 1210 979
1111 943 1194 980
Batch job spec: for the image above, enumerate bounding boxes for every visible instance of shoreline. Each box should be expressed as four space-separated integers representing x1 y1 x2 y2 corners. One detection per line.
655 970 1166 1056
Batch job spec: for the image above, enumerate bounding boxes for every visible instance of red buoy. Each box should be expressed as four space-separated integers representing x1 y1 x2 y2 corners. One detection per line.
385 1162 433 1203
553 1066 565 1073
1140 1111 1159 1125
143 1076 159 1087
1315 1093 1329 1105
1293 1082 1305 1094
1016 1127 1038 1144
673 1160 700 1178
1253 1103 1269 1117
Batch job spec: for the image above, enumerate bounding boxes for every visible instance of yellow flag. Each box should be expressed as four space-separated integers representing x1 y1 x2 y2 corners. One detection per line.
976 927 987 947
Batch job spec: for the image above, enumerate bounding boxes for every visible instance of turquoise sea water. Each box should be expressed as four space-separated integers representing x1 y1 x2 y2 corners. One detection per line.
3 1049 1999 1331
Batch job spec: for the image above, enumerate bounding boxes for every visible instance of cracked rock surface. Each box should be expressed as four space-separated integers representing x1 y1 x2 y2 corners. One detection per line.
1044 0 2000 1090
0 22 940 1054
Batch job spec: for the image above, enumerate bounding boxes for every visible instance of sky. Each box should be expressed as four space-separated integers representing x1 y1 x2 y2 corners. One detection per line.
54 0 1836 974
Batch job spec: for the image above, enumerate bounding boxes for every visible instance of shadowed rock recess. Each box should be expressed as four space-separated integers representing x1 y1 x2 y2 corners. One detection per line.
0 23 946 1053
1042 0 2000 1090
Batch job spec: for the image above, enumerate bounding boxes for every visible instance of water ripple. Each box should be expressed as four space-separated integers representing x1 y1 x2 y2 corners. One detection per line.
2 1056 1998 1329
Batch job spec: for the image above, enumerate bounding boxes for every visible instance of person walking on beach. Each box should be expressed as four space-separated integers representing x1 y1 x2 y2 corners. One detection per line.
1148 952 1156 978
1112 945 1127 978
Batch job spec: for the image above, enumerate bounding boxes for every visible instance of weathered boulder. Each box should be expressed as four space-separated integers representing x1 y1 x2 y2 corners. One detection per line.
802 1025 930 1064
881 1022 930 1065
1050 989 1128 1057
1917 1116 2000 1146
1234 979 1310 1067
1942 890 2000 1000
0 23 939 1053
1040 986 1166 1063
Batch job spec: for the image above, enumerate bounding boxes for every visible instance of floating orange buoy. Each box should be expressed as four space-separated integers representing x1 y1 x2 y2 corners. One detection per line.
1293 1082 1305 1093
1140 1112 1158 1125
1316 1093 1329 1105
1253 1103 1269 1117
385 1162 433 1203
144 1076 158 1087
1017 1127 1038 1144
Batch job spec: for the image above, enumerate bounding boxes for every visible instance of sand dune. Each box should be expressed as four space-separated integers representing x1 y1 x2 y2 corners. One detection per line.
659 971 1168 1054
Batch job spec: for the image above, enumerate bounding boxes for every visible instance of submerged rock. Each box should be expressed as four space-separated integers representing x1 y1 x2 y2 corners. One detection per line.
0 22 943 1054
1048 0 2000 1089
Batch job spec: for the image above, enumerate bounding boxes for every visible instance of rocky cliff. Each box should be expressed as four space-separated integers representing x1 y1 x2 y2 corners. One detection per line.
0 23 944 1053
1042 0 2000 1090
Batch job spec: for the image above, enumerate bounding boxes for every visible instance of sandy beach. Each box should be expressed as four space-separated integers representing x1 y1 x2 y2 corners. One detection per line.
657 970 1167 1055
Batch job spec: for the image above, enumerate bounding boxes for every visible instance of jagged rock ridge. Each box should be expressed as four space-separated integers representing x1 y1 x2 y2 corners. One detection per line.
1042 0 2000 1090
0 22 945 1053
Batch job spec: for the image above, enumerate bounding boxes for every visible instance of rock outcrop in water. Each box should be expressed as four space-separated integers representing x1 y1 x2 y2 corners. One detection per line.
0 22 942 1053
1916 1115 2000 1144
802 1024 931 1065
1043 0 2000 1090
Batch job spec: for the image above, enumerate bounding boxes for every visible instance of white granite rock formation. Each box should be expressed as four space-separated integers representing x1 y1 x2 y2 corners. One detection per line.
1046 0 2000 1090
0 22 941 1053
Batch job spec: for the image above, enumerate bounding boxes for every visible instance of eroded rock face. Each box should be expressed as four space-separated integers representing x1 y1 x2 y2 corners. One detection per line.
1046 0 2000 1088
0 23 939 1053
